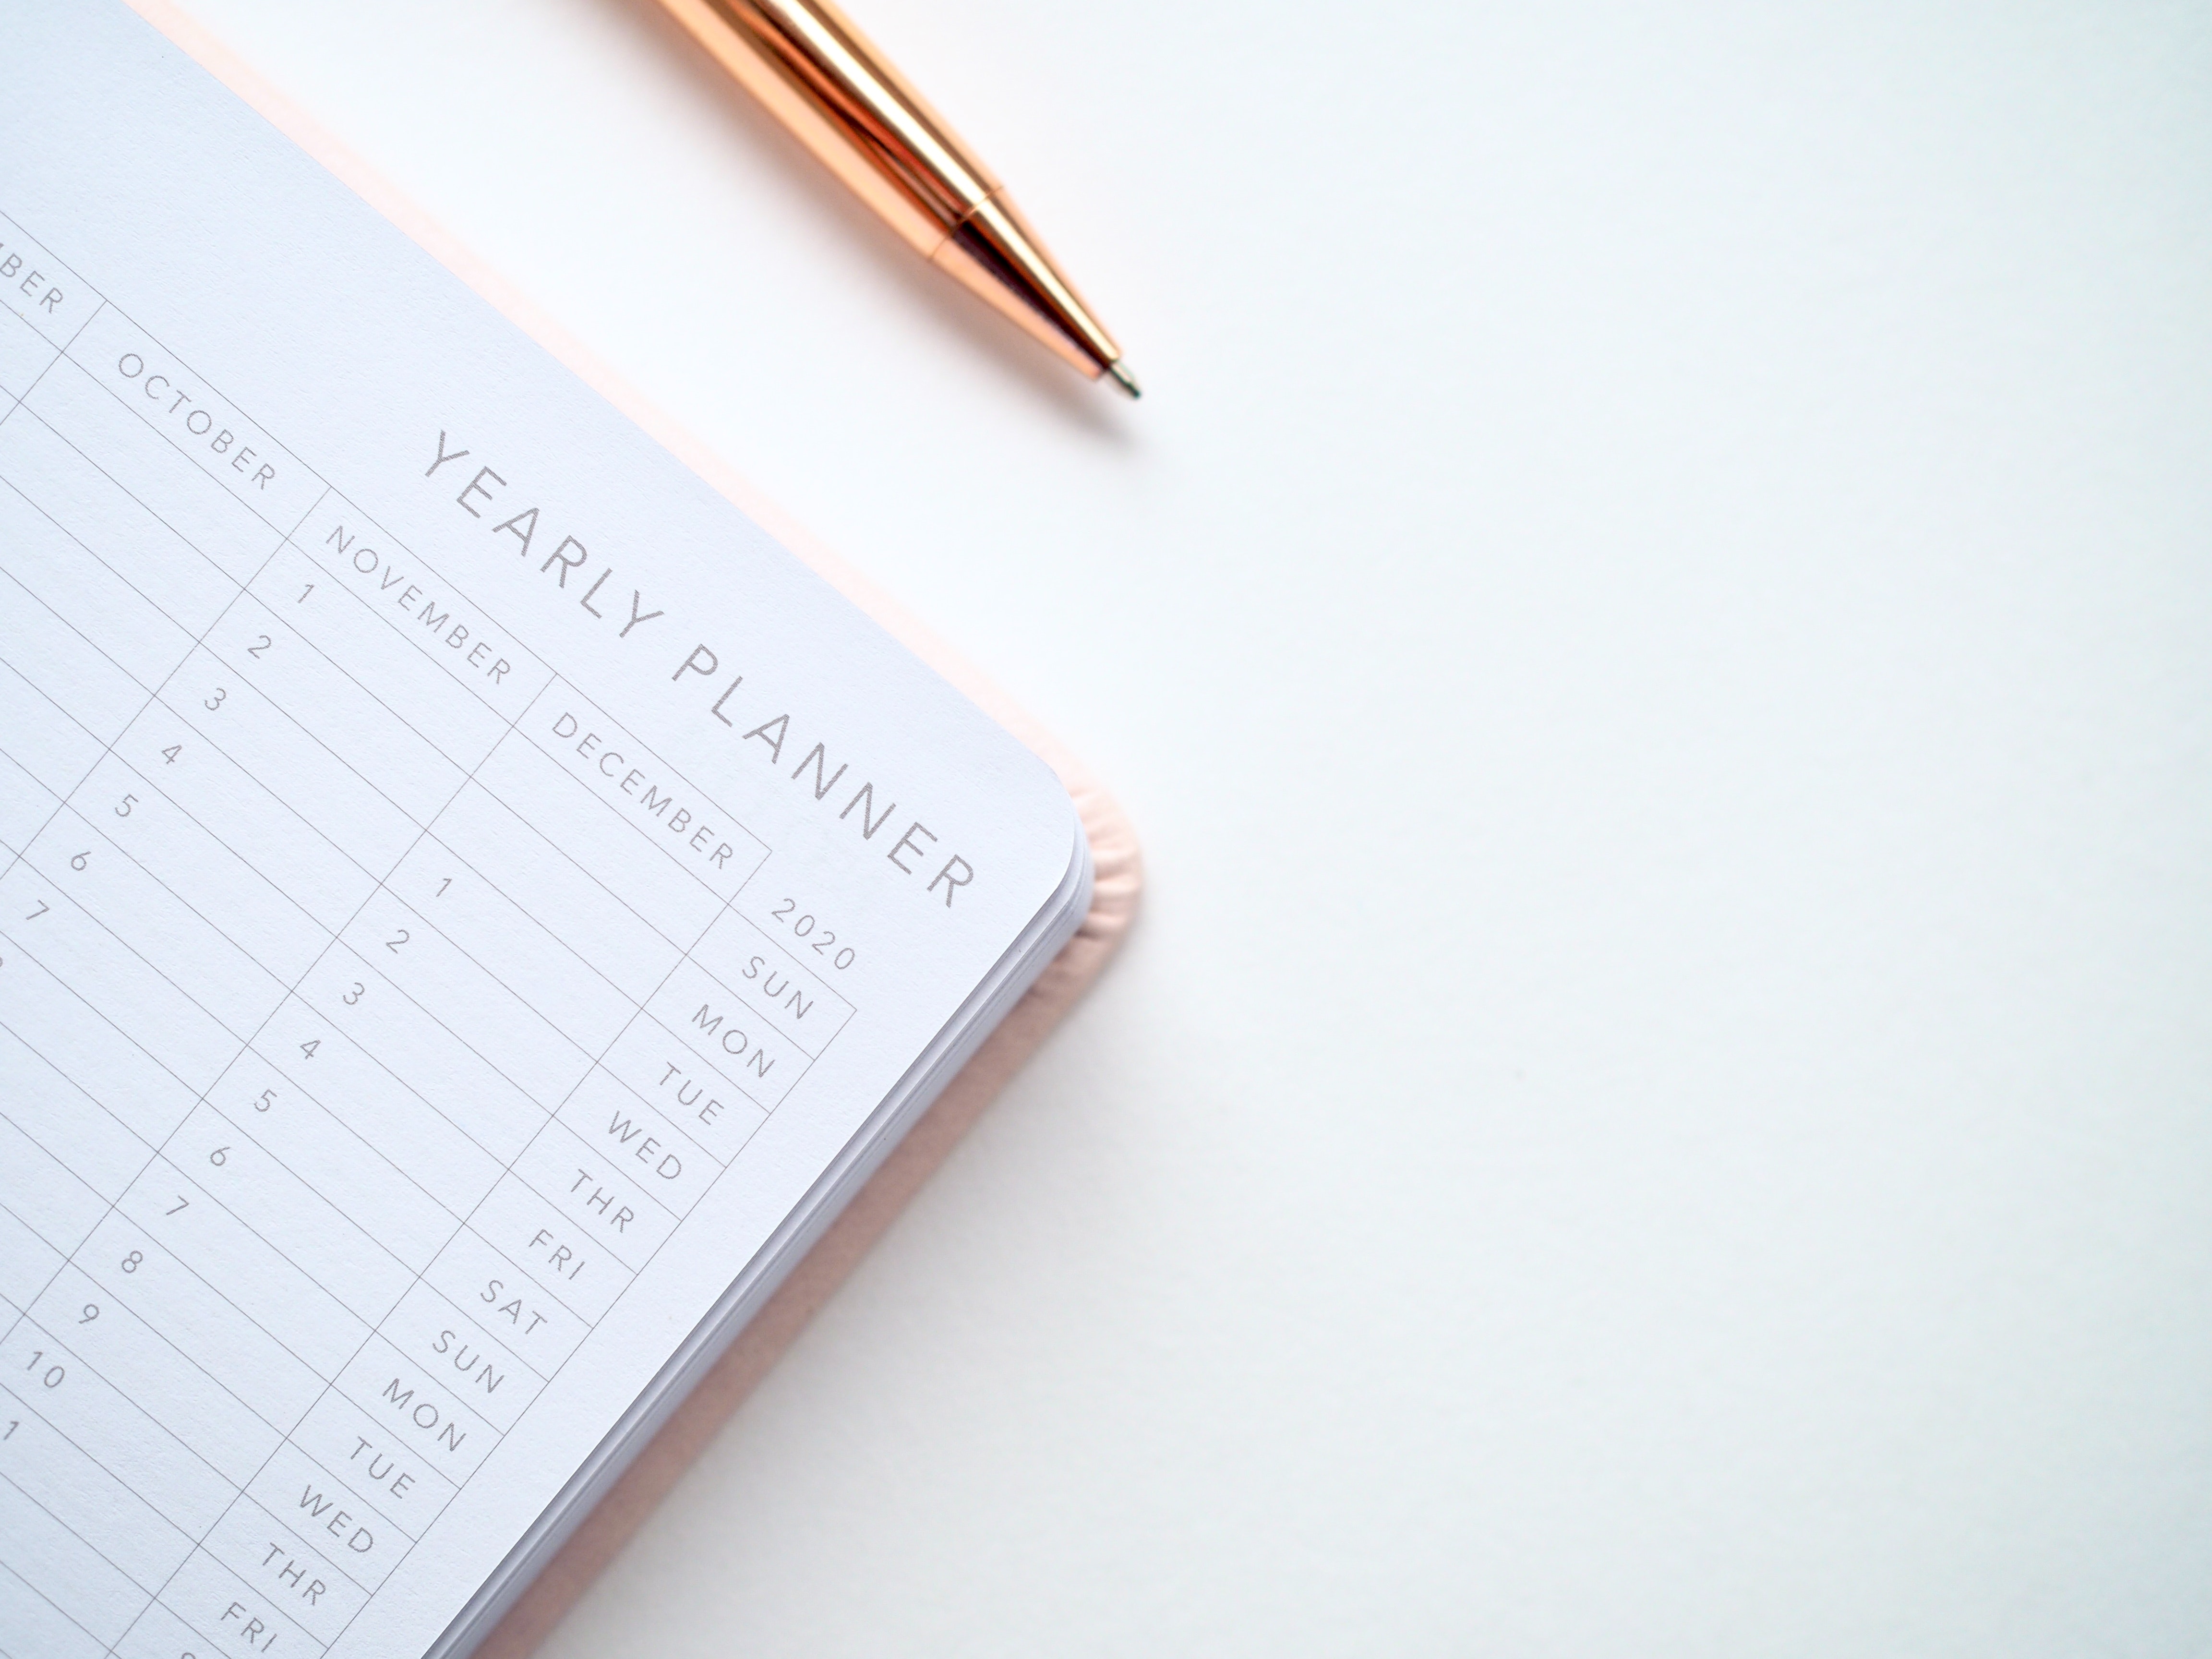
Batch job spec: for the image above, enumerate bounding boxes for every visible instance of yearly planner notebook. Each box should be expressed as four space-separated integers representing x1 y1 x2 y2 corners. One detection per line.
0 5 1115 1655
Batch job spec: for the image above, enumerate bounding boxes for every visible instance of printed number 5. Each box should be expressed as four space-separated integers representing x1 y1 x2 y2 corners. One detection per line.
115 793 136 817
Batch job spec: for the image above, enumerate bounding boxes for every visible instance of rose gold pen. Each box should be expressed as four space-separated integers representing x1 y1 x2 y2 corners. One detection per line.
651 0 1139 397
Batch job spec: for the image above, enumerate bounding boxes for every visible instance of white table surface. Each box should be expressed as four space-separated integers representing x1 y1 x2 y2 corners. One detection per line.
169 2 2212 1652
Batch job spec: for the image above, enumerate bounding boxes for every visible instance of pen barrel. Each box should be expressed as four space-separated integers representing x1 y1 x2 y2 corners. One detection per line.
663 0 998 254
657 0 1123 379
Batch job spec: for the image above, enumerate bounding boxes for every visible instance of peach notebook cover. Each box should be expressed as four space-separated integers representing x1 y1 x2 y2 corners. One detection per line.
126 3 1142 1652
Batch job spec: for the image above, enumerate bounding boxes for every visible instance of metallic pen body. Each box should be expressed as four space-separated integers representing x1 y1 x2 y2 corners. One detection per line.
655 0 1135 393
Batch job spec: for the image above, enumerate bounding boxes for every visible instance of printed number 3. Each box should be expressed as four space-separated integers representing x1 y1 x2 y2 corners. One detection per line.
204 686 226 711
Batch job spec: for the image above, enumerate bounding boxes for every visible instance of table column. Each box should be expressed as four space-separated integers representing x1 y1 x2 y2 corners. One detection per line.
96 481 565 1656
140 663 767 1653
0 238 333 1658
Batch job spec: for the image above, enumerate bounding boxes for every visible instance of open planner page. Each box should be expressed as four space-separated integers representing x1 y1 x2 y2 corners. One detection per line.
0 6 1090 1656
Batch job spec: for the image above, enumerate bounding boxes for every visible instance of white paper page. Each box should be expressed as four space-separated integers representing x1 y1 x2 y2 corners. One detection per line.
0 6 1084 1655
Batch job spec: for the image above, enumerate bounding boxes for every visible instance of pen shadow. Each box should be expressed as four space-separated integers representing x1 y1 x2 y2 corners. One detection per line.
604 0 1137 447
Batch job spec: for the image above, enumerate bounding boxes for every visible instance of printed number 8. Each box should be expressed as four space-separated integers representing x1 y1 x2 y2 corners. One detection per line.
121 1251 142 1274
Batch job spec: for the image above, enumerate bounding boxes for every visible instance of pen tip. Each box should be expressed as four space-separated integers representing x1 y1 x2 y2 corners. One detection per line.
1105 360 1141 399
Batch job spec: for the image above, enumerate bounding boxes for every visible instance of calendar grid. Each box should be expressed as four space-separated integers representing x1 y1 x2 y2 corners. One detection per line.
0 205 858 1659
